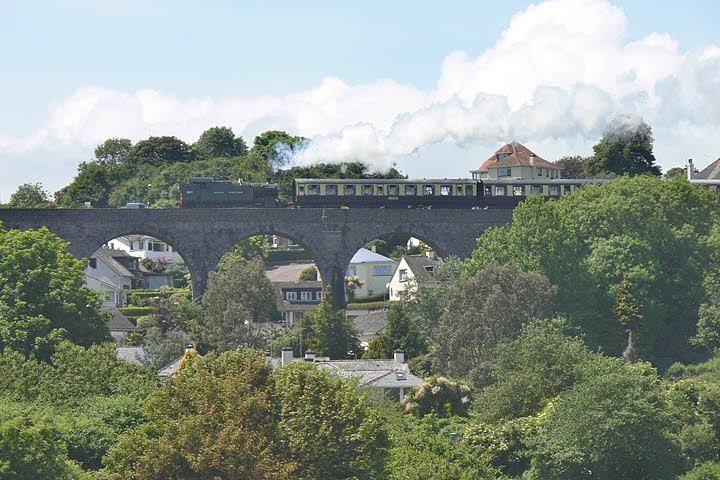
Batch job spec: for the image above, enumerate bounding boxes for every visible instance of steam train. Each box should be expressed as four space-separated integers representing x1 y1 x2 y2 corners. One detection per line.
178 176 621 208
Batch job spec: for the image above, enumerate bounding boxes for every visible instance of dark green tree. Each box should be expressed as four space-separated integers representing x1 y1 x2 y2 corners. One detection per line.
193 126 248 159
298 265 318 281
665 166 687 179
0 224 110 359
584 117 661 176
94 138 132 167
553 155 587 179
363 302 428 359
125 136 193 167
403 376 472 417
251 130 304 169
8 182 52 208
54 161 111 207
299 286 360 359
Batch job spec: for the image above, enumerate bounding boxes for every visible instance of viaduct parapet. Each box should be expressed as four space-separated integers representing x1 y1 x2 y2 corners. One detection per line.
0 208 514 307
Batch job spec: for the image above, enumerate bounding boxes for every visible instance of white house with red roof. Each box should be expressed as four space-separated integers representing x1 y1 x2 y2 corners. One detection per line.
471 142 561 180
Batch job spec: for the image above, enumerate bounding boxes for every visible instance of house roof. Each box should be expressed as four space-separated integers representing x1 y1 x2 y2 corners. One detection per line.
476 142 557 171
272 281 324 312
94 247 136 278
116 346 144 365
695 158 720 179
350 248 395 264
317 359 424 388
352 310 388 344
101 306 138 332
401 254 443 283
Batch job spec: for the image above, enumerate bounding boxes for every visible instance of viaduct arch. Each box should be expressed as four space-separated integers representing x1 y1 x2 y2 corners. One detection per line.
0 208 514 308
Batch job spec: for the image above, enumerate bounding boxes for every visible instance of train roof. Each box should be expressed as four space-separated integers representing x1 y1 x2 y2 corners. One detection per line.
293 178 477 185
481 178 615 185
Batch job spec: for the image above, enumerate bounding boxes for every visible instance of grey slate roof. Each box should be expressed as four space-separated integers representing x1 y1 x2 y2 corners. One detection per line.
317 359 424 388
402 254 443 283
695 158 720 179
94 247 135 278
116 346 144 365
350 248 395 264
352 310 388 345
101 307 138 332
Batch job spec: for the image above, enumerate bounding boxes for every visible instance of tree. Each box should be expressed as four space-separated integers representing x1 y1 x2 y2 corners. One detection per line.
526 358 684 479
553 156 586 179
434 263 555 385
251 130 304 169
364 302 428 359
344 275 364 303
54 162 111 207
0 225 110 359
298 286 360 359
467 176 720 365
403 376 472 417
94 138 132 167
298 265 317 281
200 257 276 350
584 117 661 176
193 126 248 159
125 136 193 167
8 182 52 208
666 166 687 179
164 259 190 288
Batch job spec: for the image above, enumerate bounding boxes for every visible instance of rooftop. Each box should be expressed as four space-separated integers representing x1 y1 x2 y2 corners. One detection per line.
350 248 395 264
476 141 557 172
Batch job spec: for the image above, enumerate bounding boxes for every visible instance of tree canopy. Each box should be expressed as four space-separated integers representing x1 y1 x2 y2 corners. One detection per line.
584 117 661 177
8 182 53 208
298 286 360 359
193 126 248 159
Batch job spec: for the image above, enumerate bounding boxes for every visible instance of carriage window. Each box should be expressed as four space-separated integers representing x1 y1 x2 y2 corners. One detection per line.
298 186 305 195
405 185 417 195
387 185 399 195
423 185 435 196
531 185 543 195
457 186 463 195
440 185 452 196
344 185 356 195
485 185 493 196
494 186 507 196
465 185 474 196
513 186 525 196
377 186 384 195
325 185 338 195
538 168 542 176
549 185 561 196
498 167 512 177
308 185 321 195
362 185 374 195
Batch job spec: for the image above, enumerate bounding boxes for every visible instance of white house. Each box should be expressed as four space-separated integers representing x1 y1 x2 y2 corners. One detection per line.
346 248 397 298
107 235 182 263
388 251 442 301
84 247 143 308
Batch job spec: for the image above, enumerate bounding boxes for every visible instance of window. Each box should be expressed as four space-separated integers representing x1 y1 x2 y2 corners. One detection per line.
373 265 393 276
423 185 435 196
282 312 288 324
316 291 323 300
387 185 399 195
440 185 453 196
308 185 321 195
513 185 525 196
472 172 481 179
465 185 474 196
325 184 338 195
346 266 357 277
298 186 305 195
494 185 507 196
396 372 406 380
344 185 356 195
377 186 384 195
404 185 417 195
498 167 512 177
301 291 311 300
485 185 493 196
148 241 166 252
538 168 543 176
399 269 407 281
285 291 297 300
362 185 374 195
531 185 543 195
549 185 561 196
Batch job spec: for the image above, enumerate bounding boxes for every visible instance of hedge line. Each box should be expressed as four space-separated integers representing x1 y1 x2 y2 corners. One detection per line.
119 306 154 317
346 301 387 311
128 289 191 304
352 292 388 303
264 249 312 263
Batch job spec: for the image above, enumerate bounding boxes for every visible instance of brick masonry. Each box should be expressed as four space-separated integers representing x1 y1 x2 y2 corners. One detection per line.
0 207 514 308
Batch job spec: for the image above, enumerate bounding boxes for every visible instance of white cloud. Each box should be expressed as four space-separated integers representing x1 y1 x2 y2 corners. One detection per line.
2 0 720 199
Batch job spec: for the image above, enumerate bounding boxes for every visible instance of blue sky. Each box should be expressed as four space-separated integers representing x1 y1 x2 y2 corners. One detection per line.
1 0 719 200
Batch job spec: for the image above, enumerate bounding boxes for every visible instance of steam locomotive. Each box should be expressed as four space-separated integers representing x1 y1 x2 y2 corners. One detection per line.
178 176 620 208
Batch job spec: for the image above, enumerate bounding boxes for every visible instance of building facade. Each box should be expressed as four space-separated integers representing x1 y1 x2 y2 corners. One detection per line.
470 142 561 180
346 248 397 298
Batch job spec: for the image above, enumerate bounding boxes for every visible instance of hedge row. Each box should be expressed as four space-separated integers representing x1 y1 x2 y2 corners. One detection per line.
264 249 312 263
346 301 387 311
119 306 154 317
352 292 388 303
128 289 191 304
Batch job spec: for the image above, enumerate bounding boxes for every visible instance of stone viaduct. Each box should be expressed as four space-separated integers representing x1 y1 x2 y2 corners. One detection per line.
0 207 514 307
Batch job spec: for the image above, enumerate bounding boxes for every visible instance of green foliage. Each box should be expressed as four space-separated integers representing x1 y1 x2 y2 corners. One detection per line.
264 248 312 263
0 225 110 359
346 301 386 310
118 306 153 317
434 263 555 385
125 136 193 167
352 292 387 303
464 415 539 477
364 302 428 359
679 462 720 480
251 130 304 169
55 161 111 207
553 155 587 178
275 361 389 479
665 378 720 463
666 166 687 179
584 117 661 176
344 275 365 302
220 235 266 265
192 126 248 159
403 377 472 418
200 257 276 350
467 175 720 364
526 357 684 480
163 259 190 289
9 182 54 208
476 319 592 422
298 265 318 281
94 138 132 167
127 288 191 306
299 286 360 359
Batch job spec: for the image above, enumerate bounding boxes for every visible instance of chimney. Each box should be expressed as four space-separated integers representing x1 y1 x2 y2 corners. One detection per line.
394 348 405 364
426 250 435 259
304 350 316 362
687 159 694 180
281 347 294 366
371 245 377 253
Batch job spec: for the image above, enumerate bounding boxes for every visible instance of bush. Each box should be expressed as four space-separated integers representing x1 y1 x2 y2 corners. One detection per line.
347 301 386 310
298 266 317 281
118 307 154 317
264 249 312 263
128 289 190 305
353 292 387 303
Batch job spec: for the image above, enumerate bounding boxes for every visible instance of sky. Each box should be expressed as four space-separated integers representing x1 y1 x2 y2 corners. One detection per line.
1 0 719 201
